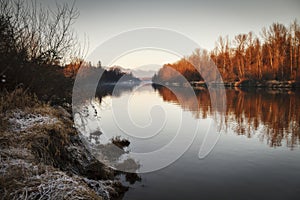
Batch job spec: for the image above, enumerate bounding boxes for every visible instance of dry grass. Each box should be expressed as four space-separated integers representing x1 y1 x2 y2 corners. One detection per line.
0 88 41 113
0 87 74 137
0 135 104 199
0 157 103 200
0 88 45 132
0 89 129 199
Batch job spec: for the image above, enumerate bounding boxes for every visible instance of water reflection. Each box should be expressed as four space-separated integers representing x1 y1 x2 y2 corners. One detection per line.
154 86 300 149
96 84 139 103
73 83 142 173
75 82 299 175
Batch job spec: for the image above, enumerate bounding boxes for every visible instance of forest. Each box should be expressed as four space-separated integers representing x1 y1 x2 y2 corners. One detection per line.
153 20 300 85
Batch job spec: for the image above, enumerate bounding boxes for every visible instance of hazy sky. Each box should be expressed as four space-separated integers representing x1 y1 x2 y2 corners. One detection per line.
43 0 300 68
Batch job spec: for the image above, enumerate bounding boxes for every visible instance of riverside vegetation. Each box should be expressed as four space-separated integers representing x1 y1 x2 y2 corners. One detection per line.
153 20 300 88
0 88 130 199
0 1 139 199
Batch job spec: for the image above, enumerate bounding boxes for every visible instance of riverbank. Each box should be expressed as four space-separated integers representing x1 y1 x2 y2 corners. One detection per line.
153 79 300 90
0 89 129 200
191 79 300 89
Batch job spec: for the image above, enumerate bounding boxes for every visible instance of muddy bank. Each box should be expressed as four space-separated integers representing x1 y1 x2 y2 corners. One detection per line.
0 89 131 200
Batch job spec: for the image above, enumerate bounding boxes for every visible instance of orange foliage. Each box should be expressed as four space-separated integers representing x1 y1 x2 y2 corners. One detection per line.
155 20 300 83
63 58 83 78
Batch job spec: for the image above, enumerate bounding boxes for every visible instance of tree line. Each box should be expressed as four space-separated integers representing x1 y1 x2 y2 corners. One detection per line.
154 20 300 84
64 59 140 84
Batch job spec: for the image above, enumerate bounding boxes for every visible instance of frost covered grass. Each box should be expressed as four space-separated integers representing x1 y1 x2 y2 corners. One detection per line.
8 110 58 132
0 156 103 200
0 88 47 132
0 146 125 200
0 88 128 200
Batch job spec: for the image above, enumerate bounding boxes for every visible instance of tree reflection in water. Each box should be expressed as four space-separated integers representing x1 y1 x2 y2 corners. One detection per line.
154 86 300 149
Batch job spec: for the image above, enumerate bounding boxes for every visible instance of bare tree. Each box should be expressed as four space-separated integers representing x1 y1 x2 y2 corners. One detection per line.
291 20 300 81
0 0 79 65
262 23 288 79
234 34 248 80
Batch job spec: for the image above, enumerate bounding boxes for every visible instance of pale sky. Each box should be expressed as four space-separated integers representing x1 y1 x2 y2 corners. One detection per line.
42 0 300 69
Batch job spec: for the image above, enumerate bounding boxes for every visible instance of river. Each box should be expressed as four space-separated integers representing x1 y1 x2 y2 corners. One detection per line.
75 83 300 200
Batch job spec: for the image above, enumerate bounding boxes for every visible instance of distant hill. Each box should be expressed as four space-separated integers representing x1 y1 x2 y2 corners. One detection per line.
131 69 158 79
107 64 161 79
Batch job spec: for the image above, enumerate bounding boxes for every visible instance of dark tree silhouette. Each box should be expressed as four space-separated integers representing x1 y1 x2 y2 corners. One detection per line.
0 0 79 65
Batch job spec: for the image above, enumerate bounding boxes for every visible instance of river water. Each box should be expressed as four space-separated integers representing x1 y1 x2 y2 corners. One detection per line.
76 83 300 200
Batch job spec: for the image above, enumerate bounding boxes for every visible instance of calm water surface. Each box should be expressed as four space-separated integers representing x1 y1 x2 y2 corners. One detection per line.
78 84 300 200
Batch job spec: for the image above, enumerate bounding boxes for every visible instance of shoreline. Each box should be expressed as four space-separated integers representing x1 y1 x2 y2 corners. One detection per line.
0 89 135 200
152 79 300 90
